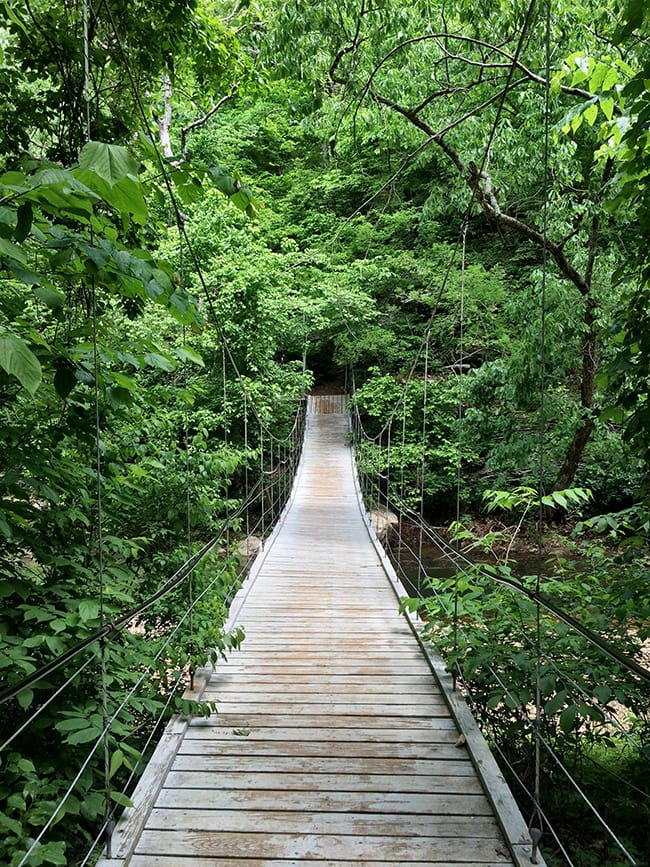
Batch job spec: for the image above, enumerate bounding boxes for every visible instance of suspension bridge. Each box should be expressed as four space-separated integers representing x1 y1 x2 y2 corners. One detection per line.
96 395 541 867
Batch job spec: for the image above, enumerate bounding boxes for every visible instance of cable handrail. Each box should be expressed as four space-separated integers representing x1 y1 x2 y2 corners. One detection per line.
351 403 648 864
351 406 650 684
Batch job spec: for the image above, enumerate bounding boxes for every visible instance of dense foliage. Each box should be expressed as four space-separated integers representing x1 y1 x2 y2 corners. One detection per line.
0 0 648 864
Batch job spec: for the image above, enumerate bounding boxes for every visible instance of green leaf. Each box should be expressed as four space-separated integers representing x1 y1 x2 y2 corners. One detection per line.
544 690 567 715
78 141 140 187
559 704 578 732
0 333 42 394
0 236 27 265
33 841 67 865
55 716 91 732
584 103 599 126
109 749 124 779
143 352 175 372
593 685 612 704
14 203 32 242
209 165 237 196
0 812 22 836
79 599 99 622
53 359 77 399
599 96 615 120
33 286 65 308
176 346 204 366
106 386 134 409
16 688 33 709
7 261 41 286
601 66 619 91
110 791 134 808
67 725 103 745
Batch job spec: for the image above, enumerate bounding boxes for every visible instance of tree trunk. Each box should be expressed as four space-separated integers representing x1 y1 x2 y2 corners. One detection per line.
552 241 601 491
158 73 174 158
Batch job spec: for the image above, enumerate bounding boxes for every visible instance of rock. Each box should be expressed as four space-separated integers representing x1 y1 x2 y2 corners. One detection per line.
370 509 398 540
238 535 262 558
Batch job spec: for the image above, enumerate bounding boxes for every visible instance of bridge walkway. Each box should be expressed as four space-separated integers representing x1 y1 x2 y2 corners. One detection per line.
100 394 538 867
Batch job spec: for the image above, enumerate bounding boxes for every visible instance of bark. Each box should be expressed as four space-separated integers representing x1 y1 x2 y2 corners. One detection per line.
157 74 174 158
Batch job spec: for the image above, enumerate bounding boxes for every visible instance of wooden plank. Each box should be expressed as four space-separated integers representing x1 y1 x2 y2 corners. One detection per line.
154 787 494 815
163 771 485 794
170 754 476 775
197 701 446 715
134 830 513 862
128 859 515 867
184 723 459 740
205 673 436 686
202 693 447 708
146 807 501 836
178 738 469 759
187 713 456 728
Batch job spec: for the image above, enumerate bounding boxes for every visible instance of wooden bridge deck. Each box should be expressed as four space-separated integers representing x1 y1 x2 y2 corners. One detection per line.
100 394 539 867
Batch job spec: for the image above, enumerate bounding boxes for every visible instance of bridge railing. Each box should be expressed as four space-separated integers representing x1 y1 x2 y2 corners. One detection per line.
0 395 307 867
349 384 650 867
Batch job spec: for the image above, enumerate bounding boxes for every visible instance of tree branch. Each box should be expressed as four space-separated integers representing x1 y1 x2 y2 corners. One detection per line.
180 84 238 159
357 31 604 115
373 92 591 295
329 0 366 84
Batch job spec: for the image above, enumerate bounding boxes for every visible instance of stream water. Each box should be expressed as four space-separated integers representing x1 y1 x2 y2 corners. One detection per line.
390 540 555 598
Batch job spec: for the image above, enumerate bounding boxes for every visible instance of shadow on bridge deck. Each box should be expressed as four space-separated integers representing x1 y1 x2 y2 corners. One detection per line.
98 395 543 867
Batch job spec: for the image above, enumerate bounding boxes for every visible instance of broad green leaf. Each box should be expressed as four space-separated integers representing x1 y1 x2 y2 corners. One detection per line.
599 96 615 120
0 334 42 394
109 749 124 779
67 725 103 745
79 599 99 622
32 842 67 865
78 141 140 187
0 812 22 836
7 261 41 286
55 716 89 732
544 690 567 715
588 62 608 94
110 791 134 808
16 688 33 709
76 169 148 224
0 236 27 265
593 685 612 704
14 203 32 242
106 386 134 409
33 286 65 308
53 359 77 399
111 371 137 391
176 346 204 366
584 103 599 126
209 165 237 196
559 704 578 732
571 112 584 133
144 352 175 372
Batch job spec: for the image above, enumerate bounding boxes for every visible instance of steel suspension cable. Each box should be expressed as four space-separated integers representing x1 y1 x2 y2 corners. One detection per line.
417 328 430 596
452 219 468 685
530 0 553 855
82 1 112 854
